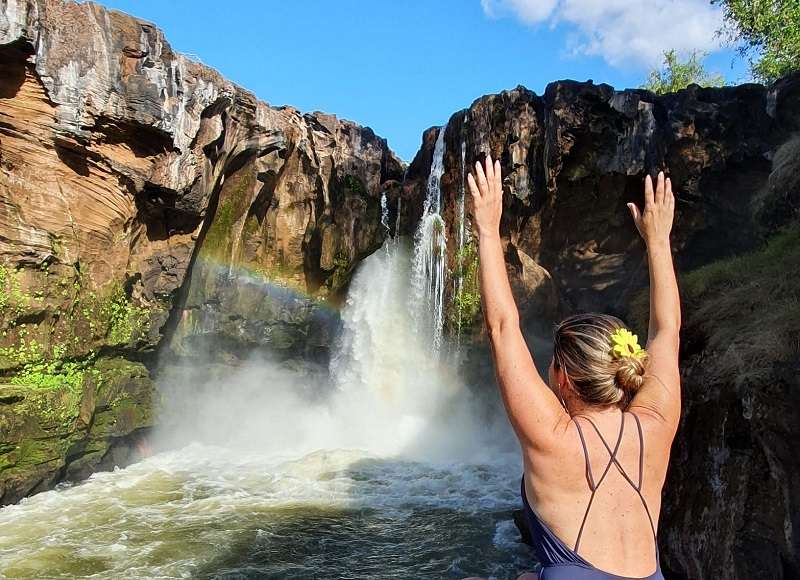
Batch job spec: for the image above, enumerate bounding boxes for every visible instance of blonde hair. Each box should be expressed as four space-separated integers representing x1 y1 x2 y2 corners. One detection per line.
552 313 648 407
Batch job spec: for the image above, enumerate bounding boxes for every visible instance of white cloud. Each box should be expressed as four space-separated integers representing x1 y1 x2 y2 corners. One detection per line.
481 0 559 23
481 0 725 68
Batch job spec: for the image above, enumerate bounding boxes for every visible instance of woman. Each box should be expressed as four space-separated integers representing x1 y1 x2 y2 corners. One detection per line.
466 156 679 579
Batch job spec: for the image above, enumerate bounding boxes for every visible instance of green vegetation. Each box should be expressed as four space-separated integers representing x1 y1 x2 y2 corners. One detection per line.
0 266 7 311
10 355 99 392
714 0 800 83
450 241 481 334
329 253 352 291
643 50 726 94
0 337 99 392
0 265 31 317
100 284 150 345
0 263 150 387
0 356 154 495
681 225 799 296
202 166 258 260
631 225 800 385
342 174 367 196
0 337 46 366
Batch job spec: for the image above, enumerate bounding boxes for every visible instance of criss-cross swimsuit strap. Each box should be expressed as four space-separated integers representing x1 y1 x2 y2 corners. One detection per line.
572 411 657 556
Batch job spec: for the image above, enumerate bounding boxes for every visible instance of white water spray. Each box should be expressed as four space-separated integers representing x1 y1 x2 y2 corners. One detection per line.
329 241 492 459
411 123 449 356
454 139 469 342
380 190 390 235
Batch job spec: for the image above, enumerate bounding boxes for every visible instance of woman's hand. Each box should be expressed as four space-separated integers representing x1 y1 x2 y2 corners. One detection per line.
467 154 503 239
627 171 675 245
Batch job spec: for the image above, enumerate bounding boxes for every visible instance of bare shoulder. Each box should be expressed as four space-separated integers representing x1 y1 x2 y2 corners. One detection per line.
520 412 576 462
627 403 678 455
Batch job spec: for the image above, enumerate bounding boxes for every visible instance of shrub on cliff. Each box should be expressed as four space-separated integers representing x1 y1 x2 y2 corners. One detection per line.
630 224 800 382
714 0 800 83
644 50 726 94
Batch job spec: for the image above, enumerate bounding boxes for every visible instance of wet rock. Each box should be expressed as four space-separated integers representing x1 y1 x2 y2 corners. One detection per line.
404 77 799 330
0 357 154 505
167 112 403 364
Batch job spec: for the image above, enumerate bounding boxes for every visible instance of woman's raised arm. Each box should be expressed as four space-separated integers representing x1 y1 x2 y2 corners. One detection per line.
468 155 568 450
626 172 682 429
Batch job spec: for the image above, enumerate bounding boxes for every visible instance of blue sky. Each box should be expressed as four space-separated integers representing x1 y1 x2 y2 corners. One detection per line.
98 0 748 161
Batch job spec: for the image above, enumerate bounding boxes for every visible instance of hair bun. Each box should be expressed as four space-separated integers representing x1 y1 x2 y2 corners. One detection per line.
616 354 647 392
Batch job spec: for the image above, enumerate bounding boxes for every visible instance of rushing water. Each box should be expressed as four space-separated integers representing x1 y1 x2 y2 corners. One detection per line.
411 123 450 357
453 138 471 346
0 243 534 579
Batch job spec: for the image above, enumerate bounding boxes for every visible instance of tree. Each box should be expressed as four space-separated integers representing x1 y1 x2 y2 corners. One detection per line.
713 0 800 83
643 50 726 94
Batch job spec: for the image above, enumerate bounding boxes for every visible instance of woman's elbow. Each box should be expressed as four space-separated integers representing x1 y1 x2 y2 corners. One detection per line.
486 312 520 340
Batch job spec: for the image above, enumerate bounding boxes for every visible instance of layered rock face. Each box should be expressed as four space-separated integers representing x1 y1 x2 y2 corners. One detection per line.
0 0 401 503
169 112 404 365
402 76 800 579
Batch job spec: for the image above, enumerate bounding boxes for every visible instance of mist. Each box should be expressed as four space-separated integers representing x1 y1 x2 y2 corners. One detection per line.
151 241 519 466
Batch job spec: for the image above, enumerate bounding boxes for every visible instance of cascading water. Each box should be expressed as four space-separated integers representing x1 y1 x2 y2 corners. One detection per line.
380 190 390 235
0 219 526 579
395 195 402 238
454 138 469 343
329 241 494 458
411 123 449 356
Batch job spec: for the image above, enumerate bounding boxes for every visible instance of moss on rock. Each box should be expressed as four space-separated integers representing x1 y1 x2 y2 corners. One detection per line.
0 357 155 505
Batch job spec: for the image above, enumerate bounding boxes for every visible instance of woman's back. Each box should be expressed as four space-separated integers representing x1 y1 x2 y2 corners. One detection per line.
524 408 671 577
467 159 680 579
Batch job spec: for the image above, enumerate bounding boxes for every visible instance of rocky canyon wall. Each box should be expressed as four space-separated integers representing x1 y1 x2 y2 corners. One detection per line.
0 0 402 504
401 76 800 579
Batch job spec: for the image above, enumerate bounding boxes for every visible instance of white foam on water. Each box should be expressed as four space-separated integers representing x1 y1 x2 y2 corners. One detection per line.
0 236 526 579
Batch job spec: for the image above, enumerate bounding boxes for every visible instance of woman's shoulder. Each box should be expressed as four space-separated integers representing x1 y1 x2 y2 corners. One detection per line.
626 404 679 450
523 409 673 474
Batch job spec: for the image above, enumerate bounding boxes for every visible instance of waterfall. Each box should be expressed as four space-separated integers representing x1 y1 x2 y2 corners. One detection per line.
380 190 390 234
329 240 477 458
410 123 449 355
453 139 468 341
394 196 402 239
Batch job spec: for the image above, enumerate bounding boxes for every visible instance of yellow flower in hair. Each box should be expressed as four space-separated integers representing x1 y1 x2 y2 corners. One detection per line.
610 327 645 359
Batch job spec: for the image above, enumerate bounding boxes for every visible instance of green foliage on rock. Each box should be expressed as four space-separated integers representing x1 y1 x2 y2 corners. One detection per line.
10 353 100 393
450 241 481 334
0 265 151 379
630 225 800 383
342 174 367 195
0 334 99 392
643 50 726 94
100 284 150 345
329 253 352 292
0 265 31 318
714 0 800 83
681 224 799 298
0 356 155 504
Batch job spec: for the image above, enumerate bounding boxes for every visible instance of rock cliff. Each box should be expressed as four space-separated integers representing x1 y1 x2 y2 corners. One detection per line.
402 77 798 328
0 0 401 503
401 76 800 579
